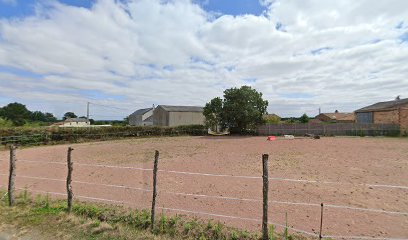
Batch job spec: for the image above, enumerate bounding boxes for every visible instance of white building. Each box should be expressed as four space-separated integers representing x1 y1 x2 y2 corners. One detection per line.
54 118 90 127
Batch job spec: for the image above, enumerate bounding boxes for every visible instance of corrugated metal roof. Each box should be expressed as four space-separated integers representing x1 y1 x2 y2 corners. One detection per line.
130 108 153 116
355 98 408 112
158 105 203 112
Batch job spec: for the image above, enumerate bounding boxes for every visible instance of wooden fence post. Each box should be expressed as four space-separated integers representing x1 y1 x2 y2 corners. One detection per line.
319 203 324 240
66 147 74 212
151 150 159 231
262 154 269 240
8 145 16 207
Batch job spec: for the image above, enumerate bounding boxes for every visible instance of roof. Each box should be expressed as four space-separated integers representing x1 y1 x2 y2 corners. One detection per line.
318 112 354 120
157 105 203 112
130 108 153 116
143 115 153 122
355 98 408 112
64 118 89 122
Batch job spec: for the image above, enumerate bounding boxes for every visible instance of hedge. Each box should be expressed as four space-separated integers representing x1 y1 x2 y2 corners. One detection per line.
0 125 207 147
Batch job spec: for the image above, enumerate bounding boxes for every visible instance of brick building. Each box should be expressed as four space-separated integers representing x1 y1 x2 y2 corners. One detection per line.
355 97 408 132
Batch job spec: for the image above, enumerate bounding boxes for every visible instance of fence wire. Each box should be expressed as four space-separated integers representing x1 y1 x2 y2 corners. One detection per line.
7 187 407 240
3 173 408 216
12 159 408 190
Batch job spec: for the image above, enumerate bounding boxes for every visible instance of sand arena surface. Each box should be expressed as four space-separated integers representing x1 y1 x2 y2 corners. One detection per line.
0 136 407 238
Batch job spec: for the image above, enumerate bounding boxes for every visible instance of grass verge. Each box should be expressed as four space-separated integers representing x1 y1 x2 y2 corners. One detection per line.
0 189 309 240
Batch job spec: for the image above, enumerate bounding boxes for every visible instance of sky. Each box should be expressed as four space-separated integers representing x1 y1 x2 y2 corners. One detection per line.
0 0 407 120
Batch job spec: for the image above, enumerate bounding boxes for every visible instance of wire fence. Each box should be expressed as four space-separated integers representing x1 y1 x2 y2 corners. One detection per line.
0 147 407 239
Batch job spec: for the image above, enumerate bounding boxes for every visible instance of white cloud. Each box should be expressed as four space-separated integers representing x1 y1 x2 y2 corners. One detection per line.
0 0 407 118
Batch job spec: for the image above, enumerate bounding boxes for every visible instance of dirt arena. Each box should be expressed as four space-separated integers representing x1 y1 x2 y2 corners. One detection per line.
0 136 407 238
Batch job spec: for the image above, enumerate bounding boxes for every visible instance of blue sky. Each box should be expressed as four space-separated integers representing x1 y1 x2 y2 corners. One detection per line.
0 0 407 119
0 0 267 18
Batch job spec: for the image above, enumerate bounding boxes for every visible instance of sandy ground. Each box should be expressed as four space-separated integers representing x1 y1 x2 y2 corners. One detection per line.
0 136 407 238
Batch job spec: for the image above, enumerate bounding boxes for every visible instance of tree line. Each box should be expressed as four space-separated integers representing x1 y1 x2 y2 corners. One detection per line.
0 102 57 127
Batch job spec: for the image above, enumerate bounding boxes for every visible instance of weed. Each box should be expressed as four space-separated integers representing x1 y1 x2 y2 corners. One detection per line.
268 225 277 240
183 222 192 234
230 230 239 240
91 220 101 228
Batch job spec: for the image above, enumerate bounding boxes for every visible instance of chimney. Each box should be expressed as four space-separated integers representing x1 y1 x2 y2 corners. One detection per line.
318 107 321 114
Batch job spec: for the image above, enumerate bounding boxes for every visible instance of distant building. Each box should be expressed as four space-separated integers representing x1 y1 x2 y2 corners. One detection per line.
153 105 204 127
355 97 408 130
53 118 90 127
315 110 355 123
129 108 153 126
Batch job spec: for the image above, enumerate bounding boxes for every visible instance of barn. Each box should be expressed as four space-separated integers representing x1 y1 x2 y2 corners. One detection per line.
152 105 204 127
355 98 408 131
128 108 153 126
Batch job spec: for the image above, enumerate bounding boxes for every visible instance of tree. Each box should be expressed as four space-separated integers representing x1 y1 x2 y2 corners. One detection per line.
63 112 77 120
123 116 129 125
204 86 268 133
203 97 223 131
0 117 13 128
264 114 280 124
30 111 57 122
0 102 31 126
299 113 309 123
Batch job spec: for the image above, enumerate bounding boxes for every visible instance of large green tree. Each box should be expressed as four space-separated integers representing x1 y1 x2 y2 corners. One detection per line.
299 113 309 123
31 111 57 122
203 97 223 131
0 102 31 126
63 112 77 120
204 86 268 133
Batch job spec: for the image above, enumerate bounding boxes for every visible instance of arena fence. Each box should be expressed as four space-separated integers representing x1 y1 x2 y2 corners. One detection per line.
1 145 408 240
257 123 401 137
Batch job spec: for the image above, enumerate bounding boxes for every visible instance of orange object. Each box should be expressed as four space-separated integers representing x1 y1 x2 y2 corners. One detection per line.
267 136 276 141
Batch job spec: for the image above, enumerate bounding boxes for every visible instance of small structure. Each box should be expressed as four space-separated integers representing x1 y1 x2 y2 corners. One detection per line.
129 107 154 126
315 110 355 123
54 118 90 127
355 97 408 131
153 105 204 127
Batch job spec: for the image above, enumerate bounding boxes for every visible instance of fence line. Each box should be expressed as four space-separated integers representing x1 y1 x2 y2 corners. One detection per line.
12 160 408 190
4 187 408 240
10 186 317 237
257 123 401 137
6 173 408 216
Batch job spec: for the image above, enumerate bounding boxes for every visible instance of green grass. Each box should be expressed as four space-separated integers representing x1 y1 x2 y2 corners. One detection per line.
0 189 309 240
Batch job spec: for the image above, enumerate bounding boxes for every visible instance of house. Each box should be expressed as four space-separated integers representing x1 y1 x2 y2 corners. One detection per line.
129 107 153 126
54 118 90 127
355 97 408 130
153 105 204 127
315 110 355 123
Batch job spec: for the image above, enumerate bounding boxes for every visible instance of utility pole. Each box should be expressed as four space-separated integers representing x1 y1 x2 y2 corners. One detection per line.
86 102 90 120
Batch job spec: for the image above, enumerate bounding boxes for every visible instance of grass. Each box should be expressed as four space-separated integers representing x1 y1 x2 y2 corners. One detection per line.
0 189 309 240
